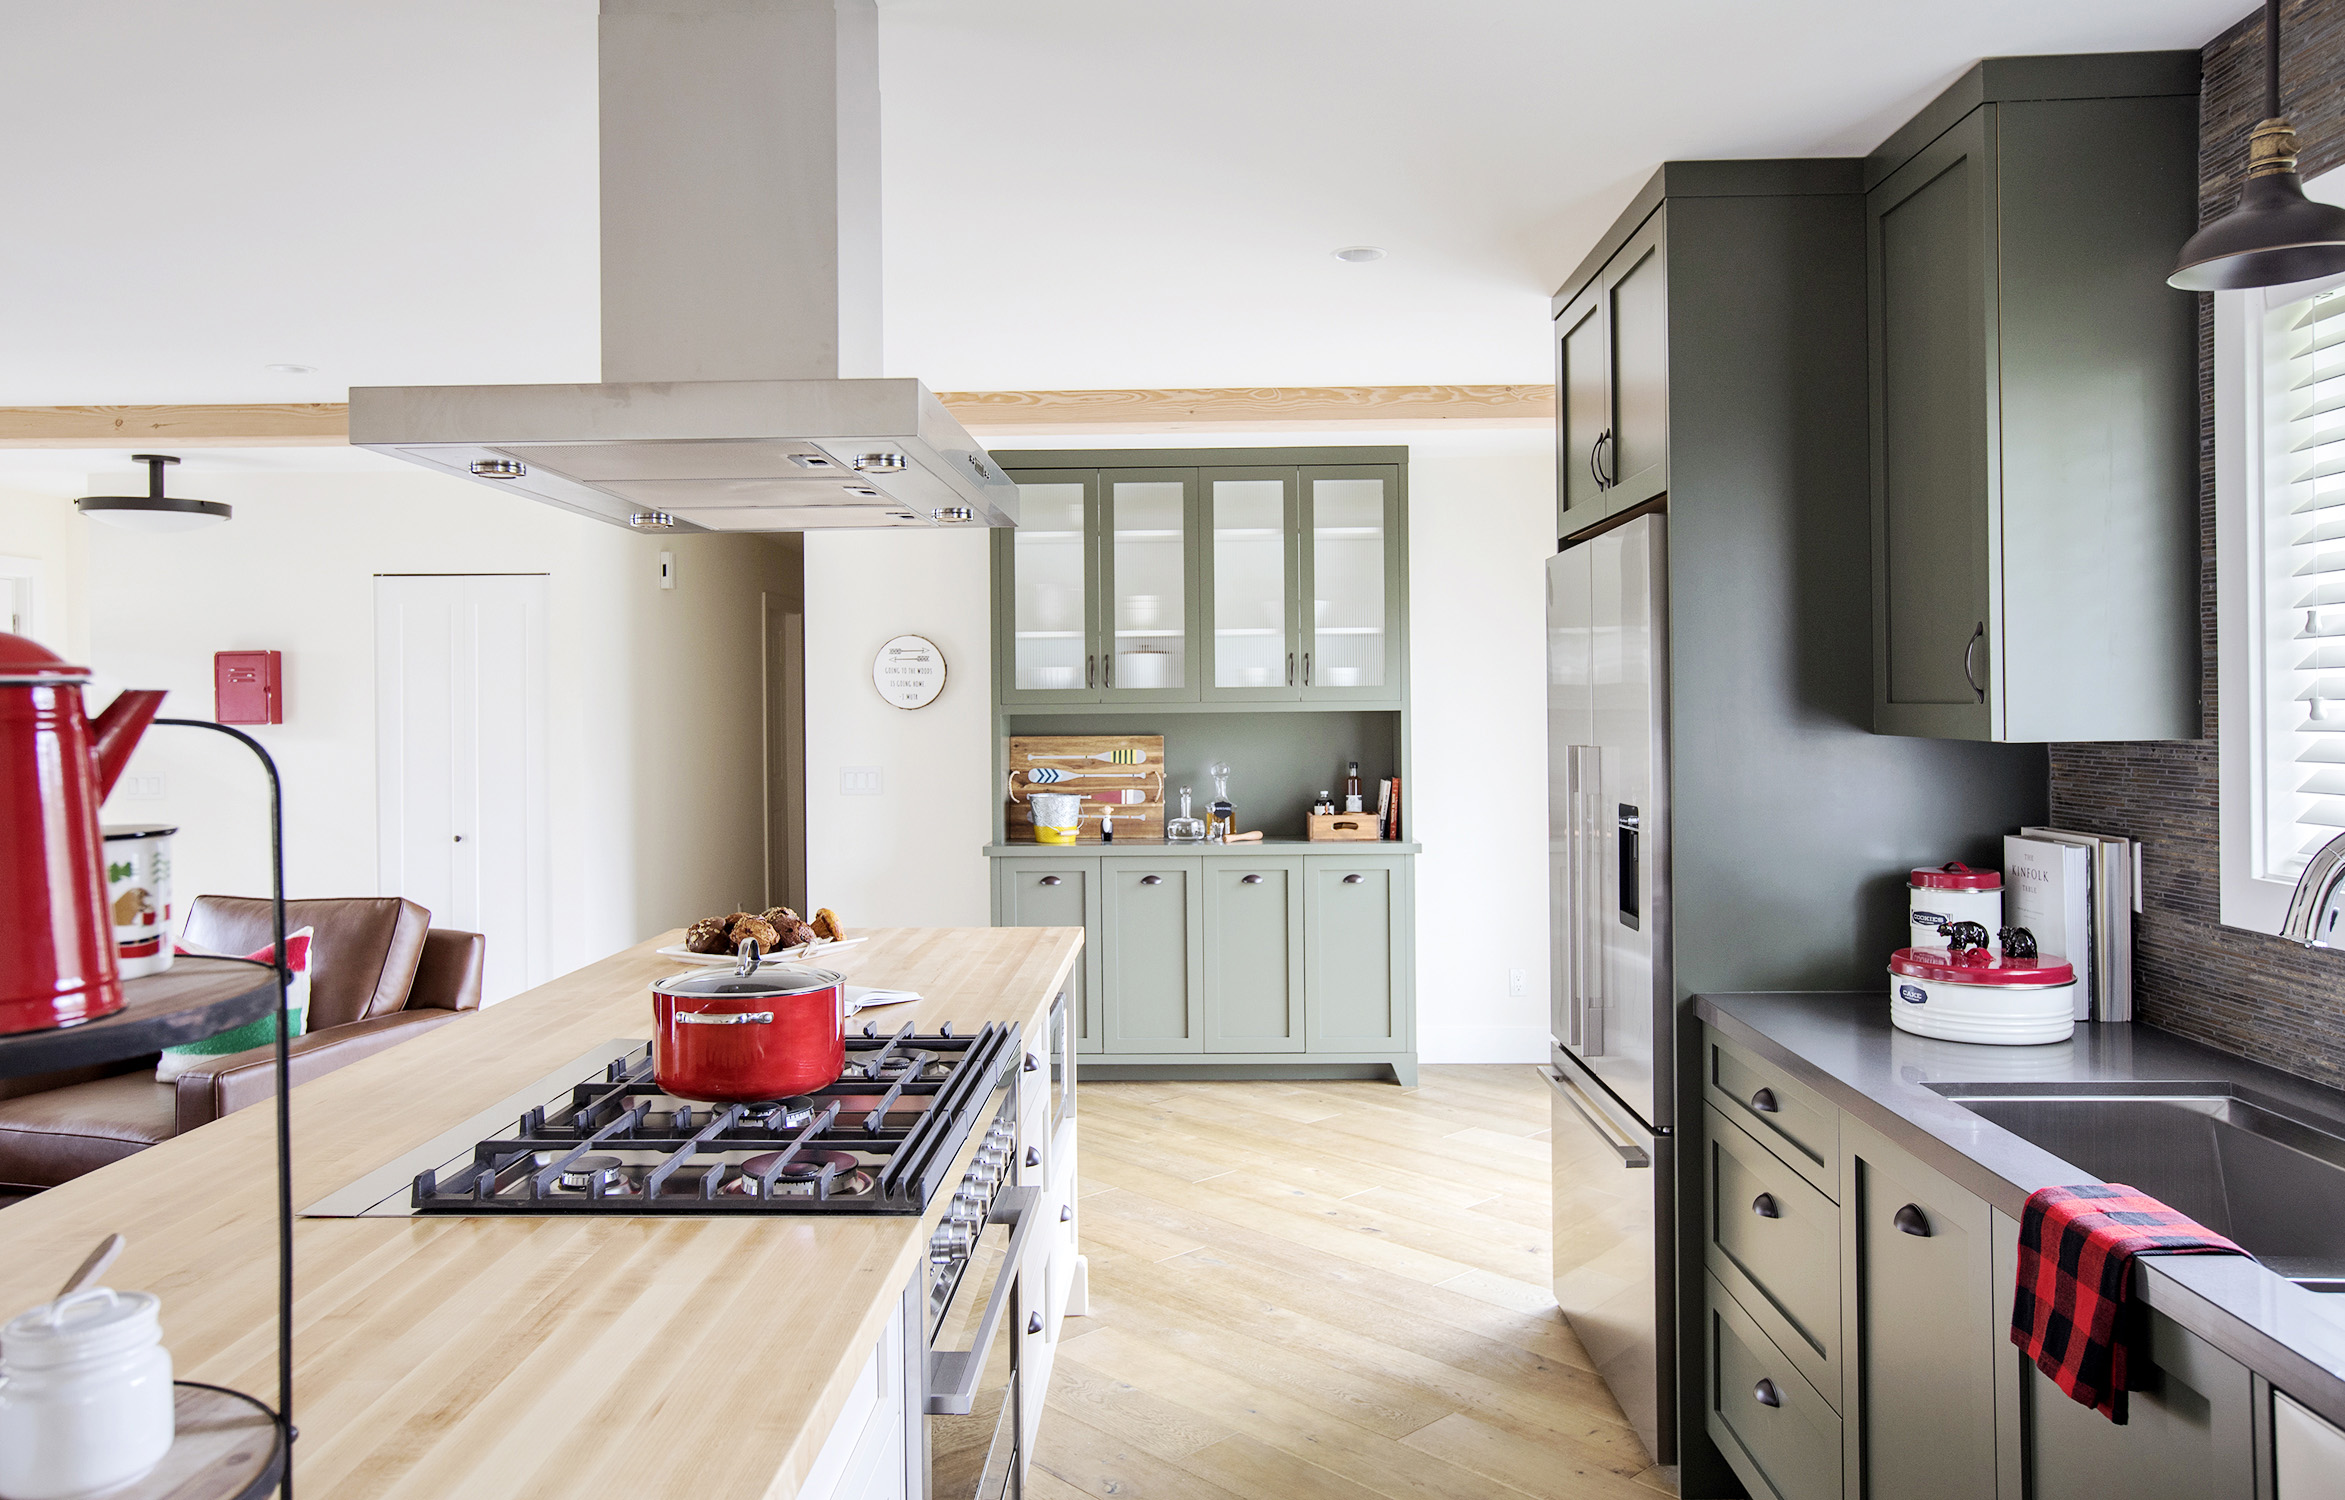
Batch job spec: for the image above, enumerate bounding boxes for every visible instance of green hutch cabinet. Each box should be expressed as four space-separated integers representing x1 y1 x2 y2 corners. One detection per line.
986 447 1417 1085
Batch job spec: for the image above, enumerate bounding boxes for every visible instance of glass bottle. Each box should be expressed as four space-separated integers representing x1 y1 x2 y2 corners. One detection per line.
1344 760 1364 813
1167 786 1207 842
1207 761 1235 842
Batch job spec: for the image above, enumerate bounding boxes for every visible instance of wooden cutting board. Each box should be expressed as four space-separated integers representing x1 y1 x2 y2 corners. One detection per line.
1005 734 1165 842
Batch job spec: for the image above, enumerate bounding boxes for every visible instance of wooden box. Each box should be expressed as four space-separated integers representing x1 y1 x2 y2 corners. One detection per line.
1308 812 1382 842
1006 734 1165 842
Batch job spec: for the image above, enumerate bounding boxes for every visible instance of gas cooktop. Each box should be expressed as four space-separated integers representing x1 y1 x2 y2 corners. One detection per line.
303 1022 1019 1219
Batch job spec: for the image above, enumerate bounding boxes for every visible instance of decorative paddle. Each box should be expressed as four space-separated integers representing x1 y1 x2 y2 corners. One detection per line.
1023 767 1159 784
1030 749 1146 763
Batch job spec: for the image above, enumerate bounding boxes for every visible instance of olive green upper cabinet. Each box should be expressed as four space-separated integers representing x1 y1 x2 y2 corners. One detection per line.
1865 54 2200 742
1101 470 1202 702
997 472 1102 706
1555 209 1669 533
1203 468 1300 702
1300 466 1404 702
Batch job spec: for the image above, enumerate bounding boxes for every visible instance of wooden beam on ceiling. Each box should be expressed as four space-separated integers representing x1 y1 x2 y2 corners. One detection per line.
0 385 1555 450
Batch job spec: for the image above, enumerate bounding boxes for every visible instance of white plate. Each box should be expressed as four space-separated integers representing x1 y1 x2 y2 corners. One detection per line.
655 936 868 967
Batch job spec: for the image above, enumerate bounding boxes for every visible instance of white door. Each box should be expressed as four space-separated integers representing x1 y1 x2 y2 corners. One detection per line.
374 575 550 1003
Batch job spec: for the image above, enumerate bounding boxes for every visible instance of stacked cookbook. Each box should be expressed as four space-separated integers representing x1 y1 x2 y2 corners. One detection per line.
2003 828 2139 1023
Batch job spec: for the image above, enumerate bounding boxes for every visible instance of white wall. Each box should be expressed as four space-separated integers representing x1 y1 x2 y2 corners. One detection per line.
802 527 996 926
1403 447 1555 1063
795 430 1557 1062
11 464 791 982
0 481 91 659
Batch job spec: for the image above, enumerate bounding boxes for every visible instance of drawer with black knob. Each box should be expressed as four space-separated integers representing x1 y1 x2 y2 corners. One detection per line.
1704 1028 1839 1198
1705 1104 1840 1405
1707 1270 1842 1500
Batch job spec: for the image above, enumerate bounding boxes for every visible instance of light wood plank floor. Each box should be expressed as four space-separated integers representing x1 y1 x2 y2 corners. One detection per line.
1037 1065 1673 1499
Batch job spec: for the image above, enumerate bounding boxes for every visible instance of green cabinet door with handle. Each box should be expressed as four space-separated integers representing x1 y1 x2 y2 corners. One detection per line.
994 858 1102 1055
1303 855 1411 1054
1202 857 1305 1052
1553 207 1669 536
1101 857 1204 1053
1839 1115 1997 1500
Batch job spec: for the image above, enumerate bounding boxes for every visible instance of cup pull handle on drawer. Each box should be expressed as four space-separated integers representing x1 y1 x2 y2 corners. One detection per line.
1141 875 1163 886
1028 1312 1044 1335
1039 875 1063 886
1241 873 1264 884
1342 873 1365 884
1894 1203 1932 1237
1749 1087 1780 1114
1061 1204 1073 1222
1753 1379 1782 1409
1751 1193 1780 1220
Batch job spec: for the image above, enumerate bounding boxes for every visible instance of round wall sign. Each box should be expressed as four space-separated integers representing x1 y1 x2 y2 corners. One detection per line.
873 634 946 709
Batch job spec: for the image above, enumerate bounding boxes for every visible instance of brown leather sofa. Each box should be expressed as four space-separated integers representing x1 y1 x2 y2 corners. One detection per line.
0 896 484 1193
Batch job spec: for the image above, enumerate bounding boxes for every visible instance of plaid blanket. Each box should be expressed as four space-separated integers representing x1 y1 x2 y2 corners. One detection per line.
2010 1183 2247 1422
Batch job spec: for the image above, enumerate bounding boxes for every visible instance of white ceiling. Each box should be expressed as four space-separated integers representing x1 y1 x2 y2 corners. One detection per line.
0 0 2249 407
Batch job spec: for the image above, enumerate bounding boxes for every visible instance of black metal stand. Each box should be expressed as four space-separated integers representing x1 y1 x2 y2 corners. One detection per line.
157 719 294 1498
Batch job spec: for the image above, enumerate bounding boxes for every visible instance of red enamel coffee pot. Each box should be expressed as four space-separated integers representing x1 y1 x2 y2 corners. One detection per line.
0 632 167 1035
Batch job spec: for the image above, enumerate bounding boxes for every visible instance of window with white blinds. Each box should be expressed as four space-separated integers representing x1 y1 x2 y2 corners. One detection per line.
2261 284 2345 875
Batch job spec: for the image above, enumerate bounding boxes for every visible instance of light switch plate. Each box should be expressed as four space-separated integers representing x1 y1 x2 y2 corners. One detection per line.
840 766 882 796
658 551 676 590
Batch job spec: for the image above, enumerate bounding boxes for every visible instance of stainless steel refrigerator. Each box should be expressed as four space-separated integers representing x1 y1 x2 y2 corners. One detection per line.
1544 511 1675 1466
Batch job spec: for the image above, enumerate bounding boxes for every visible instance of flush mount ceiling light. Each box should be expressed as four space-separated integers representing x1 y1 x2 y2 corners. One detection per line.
74 455 231 532
2171 0 2345 290
264 363 316 375
1332 246 1387 263
627 511 679 531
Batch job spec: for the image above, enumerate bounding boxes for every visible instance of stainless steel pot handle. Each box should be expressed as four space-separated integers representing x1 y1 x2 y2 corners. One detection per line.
1539 1066 1650 1168
926 1185 1041 1415
674 1010 775 1026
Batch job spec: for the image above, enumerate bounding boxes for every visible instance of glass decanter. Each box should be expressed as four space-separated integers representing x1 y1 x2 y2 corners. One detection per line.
1207 761 1235 842
1166 785 1208 842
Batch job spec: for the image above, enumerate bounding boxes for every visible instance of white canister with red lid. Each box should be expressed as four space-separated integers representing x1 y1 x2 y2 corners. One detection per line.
1889 947 2076 1046
1908 862 2001 950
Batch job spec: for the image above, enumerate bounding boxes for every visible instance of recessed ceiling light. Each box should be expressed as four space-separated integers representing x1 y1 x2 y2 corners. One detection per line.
264 363 317 375
1332 246 1386 263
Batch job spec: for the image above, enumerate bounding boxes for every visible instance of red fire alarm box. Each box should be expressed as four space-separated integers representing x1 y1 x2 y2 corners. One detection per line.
214 650 282 724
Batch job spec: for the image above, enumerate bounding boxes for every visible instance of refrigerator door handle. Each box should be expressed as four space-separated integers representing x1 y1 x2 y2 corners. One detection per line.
1569 746 1605 1056
1540 1067 1651 1167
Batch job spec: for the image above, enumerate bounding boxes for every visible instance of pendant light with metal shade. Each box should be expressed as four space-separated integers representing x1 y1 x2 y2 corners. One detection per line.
2171 0 2345 291
74 455 232 532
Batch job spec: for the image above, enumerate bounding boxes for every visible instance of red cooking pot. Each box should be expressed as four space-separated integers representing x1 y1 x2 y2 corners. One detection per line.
651 948 846 1103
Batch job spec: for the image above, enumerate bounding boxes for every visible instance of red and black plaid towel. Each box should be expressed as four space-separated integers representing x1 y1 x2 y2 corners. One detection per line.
2010 1183 2248 1422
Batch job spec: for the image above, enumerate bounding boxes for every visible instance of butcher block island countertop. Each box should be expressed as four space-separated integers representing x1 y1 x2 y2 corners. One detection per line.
0 925 1082 1500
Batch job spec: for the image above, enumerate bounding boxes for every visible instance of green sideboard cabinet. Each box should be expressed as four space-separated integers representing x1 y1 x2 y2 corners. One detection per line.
990 847 1416 1084
1863 53 2199 742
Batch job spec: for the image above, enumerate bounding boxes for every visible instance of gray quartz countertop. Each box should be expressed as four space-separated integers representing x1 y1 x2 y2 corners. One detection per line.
982 840 1419 856
1693 991 2345 1430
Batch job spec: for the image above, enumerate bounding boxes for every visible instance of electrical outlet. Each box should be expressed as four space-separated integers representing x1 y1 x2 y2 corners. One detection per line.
840 766 882 796
118 775 164 800
1508 967 1527 998
658 551 676 590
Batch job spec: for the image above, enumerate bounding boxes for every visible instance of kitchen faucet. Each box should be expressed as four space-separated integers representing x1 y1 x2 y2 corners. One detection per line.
2282 832 2345 947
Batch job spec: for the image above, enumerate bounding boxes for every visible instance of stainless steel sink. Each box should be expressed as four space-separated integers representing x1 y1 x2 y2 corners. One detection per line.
1928 1083 2345 1289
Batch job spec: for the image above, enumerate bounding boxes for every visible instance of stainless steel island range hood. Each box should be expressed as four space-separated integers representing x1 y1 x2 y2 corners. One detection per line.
349 0 1016 533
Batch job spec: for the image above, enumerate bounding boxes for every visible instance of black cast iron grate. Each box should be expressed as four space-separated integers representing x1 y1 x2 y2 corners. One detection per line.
409 1021 1018 1217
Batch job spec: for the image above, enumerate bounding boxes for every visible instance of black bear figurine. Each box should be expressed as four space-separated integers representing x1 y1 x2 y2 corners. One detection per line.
1936 919 1992 954
1998 926 2038 959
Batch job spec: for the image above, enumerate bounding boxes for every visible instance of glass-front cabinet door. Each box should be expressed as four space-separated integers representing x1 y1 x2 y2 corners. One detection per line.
1203 468 1299 702
1100 471 1199 701
998 472 1100 705
1301 466 1403 702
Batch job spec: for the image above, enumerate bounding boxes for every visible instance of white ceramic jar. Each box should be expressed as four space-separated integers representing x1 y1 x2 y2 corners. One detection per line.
0 1288 175 1500
1889 947 2077 1046
1907 861 2002 950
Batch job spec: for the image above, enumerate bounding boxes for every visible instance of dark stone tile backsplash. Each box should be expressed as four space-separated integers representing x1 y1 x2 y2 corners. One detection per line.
2044 1 2345 1089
